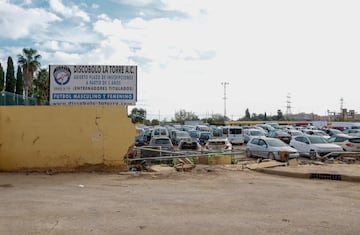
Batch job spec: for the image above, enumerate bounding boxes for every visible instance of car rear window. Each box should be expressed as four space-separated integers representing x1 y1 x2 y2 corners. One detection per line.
229 128 242 134
349 138 360 144
209 141 226 145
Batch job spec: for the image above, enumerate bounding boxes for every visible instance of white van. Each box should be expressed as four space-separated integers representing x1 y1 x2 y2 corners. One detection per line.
222 126 244 145
151 126 169 139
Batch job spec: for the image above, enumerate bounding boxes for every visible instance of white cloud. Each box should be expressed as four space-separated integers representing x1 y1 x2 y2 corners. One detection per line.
0 2 60 39
2 0 360 118
91 3 99 9
120 0 156 7
36 40 78 52
49 0 90 22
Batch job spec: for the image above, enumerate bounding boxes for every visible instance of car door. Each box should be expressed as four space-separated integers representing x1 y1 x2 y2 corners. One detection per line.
257 139 268 158
248 138 261 157
292 136 310 154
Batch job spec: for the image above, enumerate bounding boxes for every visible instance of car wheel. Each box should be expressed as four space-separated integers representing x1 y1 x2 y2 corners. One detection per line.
245 149 252 158
309 150 317 160
268 152 276 160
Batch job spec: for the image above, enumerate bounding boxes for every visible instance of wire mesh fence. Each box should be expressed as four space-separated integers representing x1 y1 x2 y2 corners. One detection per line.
0 91 43 105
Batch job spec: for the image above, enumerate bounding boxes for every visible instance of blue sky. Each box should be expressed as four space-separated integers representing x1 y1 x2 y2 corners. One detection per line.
1 0 360 120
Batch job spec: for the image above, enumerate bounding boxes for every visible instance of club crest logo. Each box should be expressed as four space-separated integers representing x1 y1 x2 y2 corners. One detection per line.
53 66 71 85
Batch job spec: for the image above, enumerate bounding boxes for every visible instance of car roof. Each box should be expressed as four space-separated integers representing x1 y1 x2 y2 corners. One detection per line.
208 137 227 141
151 136 171 140
251 136 275 141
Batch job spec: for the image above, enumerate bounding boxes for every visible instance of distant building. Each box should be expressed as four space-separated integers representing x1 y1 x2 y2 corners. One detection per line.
287 113 321 121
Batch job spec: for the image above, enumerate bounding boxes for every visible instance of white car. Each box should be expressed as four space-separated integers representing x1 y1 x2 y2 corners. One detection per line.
204 137 232 152
289 135 343 159
246 137 299 160
302 129 331 139
244 128 266 143
342 129 360 137
327 134 360 152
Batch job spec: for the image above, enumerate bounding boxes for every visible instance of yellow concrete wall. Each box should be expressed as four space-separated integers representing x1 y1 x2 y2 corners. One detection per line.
0 106 136 171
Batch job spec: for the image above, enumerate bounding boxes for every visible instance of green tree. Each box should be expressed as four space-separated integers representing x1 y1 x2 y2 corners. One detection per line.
203 113 225 125
15 66 24 95
272 109 284 121
174 109 199 124
17 48 41 97
5 56 16 92
31 68 49 104
0 63 4 91
150 119 159 126
129 108 147 123
245 108 251 120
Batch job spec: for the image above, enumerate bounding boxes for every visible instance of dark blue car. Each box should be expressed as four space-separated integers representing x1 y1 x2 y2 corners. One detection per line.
135 128 145 146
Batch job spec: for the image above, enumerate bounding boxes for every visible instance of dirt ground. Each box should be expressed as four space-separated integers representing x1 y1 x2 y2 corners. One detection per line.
1 166 360 235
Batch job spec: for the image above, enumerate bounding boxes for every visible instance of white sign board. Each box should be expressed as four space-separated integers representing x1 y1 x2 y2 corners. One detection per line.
49 65 137 106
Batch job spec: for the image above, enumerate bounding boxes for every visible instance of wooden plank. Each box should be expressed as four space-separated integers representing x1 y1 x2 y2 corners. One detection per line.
246 161 287 170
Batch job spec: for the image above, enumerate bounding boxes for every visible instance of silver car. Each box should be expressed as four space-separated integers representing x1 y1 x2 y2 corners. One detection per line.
244 128 266 143
289 135 343 159
246 137 299 160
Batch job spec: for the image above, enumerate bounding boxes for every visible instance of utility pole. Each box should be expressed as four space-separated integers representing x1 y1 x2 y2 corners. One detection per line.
221 82 229 120
285 93 292 119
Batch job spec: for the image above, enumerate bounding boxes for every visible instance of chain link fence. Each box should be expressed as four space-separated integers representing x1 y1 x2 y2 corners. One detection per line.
0 91 42 105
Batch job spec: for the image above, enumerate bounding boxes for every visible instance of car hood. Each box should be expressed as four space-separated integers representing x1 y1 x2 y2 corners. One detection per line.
274 146 298 153
311 143 343 151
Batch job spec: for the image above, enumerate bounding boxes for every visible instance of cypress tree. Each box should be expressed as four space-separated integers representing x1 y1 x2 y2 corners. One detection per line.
15 65 24 95
0 63 4 91
5 56 16 93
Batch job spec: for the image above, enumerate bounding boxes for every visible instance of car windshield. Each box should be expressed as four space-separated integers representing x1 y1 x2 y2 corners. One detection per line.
308 136 328 144
154 139 171 145
291 131 303 136
330 129 342 134
189 131 198 137
275 131 289 136
250 130 263 136
200 132 211 137
349 138 360 144
178 131 190 137
267 139 288 147
313 131 327 136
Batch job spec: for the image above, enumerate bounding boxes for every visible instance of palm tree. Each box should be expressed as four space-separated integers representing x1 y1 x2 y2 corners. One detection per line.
17 48 41 97
32 68 49 104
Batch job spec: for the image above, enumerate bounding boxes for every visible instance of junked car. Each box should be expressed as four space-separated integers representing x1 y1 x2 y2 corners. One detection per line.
141 136 174 158
177 138 202 152
198 131 212 145
204 137 232 152
244 128 266 143
171 130 191 145
327 134 360 152
302 129 330 139
289 135 343 159
246 137 299 160
267 130 292 144
342 129 360 137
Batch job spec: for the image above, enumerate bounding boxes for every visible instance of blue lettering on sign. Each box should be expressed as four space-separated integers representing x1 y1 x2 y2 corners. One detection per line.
52 93 133 100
